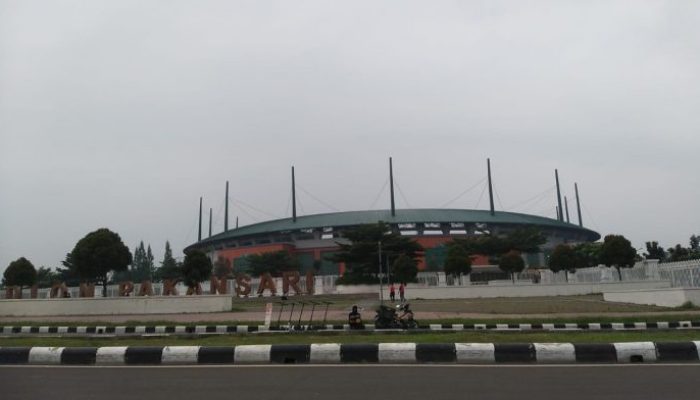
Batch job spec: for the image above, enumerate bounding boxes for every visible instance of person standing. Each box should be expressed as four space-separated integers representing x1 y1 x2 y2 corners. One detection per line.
389 283 396 302
399 282 405 303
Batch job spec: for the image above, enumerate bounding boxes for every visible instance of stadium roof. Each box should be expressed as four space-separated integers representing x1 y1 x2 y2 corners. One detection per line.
189 208 600 249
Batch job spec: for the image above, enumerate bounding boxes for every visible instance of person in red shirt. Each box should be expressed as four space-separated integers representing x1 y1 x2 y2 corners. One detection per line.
389 283 396 302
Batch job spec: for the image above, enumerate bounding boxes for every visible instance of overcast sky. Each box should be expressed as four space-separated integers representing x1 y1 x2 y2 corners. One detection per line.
1 1 699 273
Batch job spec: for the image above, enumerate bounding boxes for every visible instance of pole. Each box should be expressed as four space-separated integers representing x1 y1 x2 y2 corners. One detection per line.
564 196 570 223
208 207 212 238
487 158 495 216
224 181 229 232
555 169 563 221
198 197 202 241
292 166 297 222
389 158 395 217
236 216 239 229
575 183 583 227
378 241 384 304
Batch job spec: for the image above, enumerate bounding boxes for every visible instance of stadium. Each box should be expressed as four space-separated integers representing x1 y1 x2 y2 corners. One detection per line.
185 159 601 279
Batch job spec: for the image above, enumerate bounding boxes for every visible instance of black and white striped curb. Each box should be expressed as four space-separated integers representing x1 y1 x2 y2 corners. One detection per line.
3 320 700 336
2 342 700 365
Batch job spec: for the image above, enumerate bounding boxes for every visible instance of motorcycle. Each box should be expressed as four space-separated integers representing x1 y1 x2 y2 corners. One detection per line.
374 304 418 329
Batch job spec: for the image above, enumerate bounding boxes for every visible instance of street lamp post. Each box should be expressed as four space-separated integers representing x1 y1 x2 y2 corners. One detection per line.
378 241 384 304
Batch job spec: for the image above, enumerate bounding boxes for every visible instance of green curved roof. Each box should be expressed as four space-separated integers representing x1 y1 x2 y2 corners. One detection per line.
188 208 600 250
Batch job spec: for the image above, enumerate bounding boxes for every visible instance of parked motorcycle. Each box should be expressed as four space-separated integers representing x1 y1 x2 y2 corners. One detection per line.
374 304 418 329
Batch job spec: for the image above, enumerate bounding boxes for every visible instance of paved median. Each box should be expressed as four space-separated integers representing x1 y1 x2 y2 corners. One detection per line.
3 320 700 337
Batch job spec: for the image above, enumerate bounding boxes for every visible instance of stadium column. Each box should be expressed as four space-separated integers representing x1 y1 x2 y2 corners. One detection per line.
575 183 583 227
224 181 229 232
198 197 203 241
487 158 495 216
555 169 563 221
389 157 395 217
292 166 297 222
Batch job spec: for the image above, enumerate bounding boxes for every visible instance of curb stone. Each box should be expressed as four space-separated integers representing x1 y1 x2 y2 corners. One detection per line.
1 342 700 365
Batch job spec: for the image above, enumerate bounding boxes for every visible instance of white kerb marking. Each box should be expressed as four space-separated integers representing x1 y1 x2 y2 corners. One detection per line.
21 326 31 333
28 347 64 364
429 324 442 331
588 323 601 330
175 326 187 333
155 326 166 334
613 342 657 363
57 326 68 334
235 345 271 364
38 326 50 334
451 324 464 331
378 343 416 363
612 323 624 331
236 326 248 333
162 346 200 364
455 343 495 364
96 347 128 364
534 343 576 363
114 326 126 335
657 322 669 329
310 343 341 363
134 326 146 334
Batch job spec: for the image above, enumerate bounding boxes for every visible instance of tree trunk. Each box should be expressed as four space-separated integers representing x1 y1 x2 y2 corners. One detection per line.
617 267 622 281
565 271 569 283
511 273 515 284
102 280 108 298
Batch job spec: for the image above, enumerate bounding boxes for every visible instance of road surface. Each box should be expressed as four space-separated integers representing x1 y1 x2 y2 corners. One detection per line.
1 364 697 399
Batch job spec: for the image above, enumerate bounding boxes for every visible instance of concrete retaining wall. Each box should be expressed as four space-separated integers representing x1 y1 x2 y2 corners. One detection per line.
376 281 671 299
603 287 700 307
0 295 232 317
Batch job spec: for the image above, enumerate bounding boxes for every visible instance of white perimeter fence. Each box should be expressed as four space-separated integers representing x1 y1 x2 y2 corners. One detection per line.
3 259 700 299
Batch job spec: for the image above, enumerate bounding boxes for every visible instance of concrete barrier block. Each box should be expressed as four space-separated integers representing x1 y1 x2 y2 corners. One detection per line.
378 343 416 363
235 345 271 364
28 347 64 364
455 343 495 363
96 346 127 364
162 346 200 364
310 343 341 363
614 342 656 363
534 343 576 363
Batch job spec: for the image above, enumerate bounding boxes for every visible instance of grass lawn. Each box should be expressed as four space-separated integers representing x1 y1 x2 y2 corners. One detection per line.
1 330 700 347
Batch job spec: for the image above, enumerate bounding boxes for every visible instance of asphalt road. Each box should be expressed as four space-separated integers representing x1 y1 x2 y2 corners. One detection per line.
1 365 698 400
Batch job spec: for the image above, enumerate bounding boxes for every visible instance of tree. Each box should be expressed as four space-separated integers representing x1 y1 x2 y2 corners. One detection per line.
644 241 666 261
451 228 546 258
70 228 132 296
247 250 299 277
155 241 180 281
667 244 691 262
56 252 80 286
213 256 232 278
36 266 61 288
181 250 212 289
548 244 582 281
498 250 525 283
599 234 637 281
3 257 37 291
146 245 155 279
690 235 699 251
391 254 418 283
331 222 423 284
129 241 151 282
443 244 472 280
573 242 602 268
